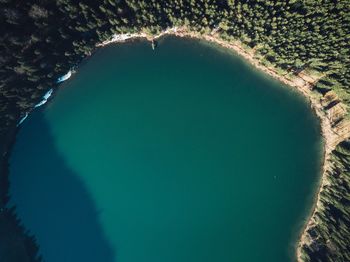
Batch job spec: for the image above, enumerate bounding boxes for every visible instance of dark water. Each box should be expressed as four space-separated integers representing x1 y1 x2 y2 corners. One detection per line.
9 37 322 262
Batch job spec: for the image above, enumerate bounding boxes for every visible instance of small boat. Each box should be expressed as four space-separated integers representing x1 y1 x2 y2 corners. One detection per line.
151 39 156 50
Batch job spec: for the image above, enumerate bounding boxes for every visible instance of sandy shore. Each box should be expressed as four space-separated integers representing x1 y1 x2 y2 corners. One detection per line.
97 27 348 261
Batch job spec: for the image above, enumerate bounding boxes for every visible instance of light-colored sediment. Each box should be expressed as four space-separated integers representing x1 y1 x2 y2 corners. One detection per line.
97 27 350 261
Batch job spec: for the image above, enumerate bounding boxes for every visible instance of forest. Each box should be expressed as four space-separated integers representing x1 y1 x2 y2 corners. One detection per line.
0 0 349 261
301 141 350 262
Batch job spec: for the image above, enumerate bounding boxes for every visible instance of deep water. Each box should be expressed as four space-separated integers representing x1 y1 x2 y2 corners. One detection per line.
9 37 322 262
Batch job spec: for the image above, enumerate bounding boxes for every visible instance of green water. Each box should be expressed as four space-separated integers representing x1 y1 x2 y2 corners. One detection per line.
9 37 322 262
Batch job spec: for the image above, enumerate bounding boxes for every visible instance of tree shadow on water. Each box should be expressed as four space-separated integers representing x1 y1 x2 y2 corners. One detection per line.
8 111 115 262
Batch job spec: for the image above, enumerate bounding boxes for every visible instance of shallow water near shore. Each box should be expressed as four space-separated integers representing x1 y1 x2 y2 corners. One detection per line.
9 36 322 262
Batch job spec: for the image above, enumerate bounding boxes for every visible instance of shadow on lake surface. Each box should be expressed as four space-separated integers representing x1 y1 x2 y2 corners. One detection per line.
8 111 115 262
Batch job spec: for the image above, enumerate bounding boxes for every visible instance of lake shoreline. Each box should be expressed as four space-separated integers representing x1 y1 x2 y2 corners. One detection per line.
10 37 326 262
98 27 345 262
2 27 345 262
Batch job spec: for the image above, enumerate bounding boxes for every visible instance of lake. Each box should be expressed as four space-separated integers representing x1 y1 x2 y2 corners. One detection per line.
9 36 322 262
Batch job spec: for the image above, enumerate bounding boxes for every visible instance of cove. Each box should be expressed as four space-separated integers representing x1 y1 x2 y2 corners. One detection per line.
8 36 322 262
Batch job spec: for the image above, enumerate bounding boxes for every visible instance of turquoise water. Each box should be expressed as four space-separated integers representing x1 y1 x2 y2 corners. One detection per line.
9 37 322 262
